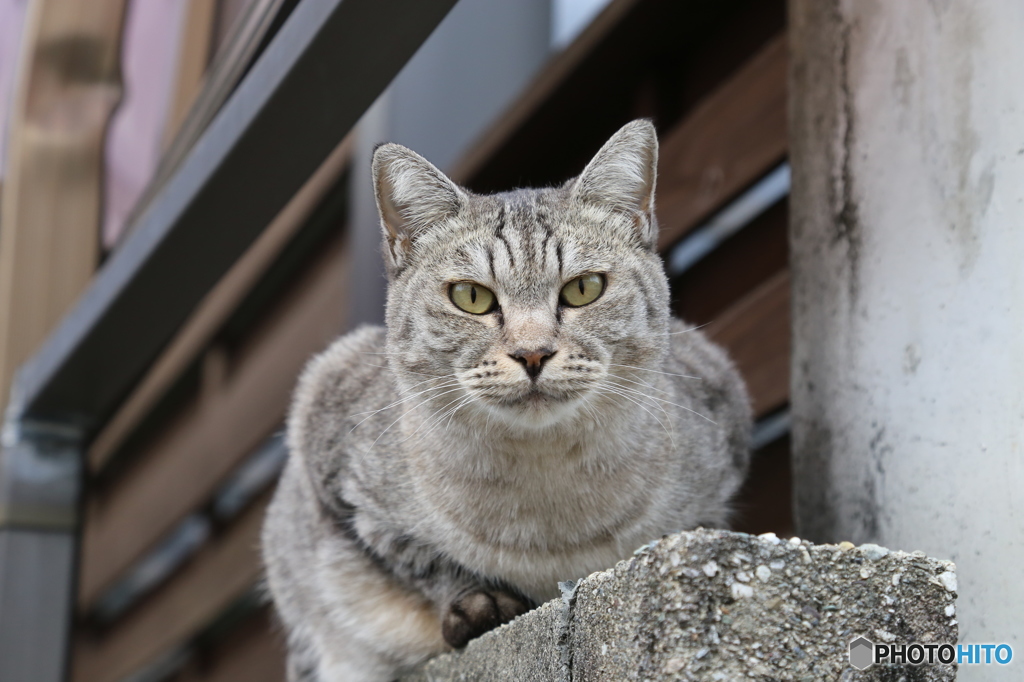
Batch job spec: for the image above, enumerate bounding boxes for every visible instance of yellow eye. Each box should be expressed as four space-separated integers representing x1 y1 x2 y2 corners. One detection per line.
449 282 496 314
560 273 605 307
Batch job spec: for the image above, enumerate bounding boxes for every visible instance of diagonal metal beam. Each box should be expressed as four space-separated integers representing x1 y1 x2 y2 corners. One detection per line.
13 0 459 428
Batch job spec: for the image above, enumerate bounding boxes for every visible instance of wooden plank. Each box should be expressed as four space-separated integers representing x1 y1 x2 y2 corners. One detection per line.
72 491 272 682
455 0 785 196
78 226 349 608
173 608 286 682
655 33 788 251
705 269 790 418
87 134 352 472
0 0 128 415
671 200 788 327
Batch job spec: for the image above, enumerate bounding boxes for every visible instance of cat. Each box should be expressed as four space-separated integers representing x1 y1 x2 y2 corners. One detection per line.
261 119 751 681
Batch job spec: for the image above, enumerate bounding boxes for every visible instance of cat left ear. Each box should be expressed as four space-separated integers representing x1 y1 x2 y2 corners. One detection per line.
372 143 466 275
570 119 659 249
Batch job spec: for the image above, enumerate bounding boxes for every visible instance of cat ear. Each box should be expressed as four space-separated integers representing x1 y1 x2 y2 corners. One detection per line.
372 143 466 275
570 119 659 249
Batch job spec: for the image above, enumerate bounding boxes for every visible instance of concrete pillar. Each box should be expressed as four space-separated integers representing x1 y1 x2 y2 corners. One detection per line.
788 0 1024 668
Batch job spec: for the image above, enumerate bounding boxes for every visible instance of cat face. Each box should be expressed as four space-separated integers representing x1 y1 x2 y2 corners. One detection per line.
375 121 670 431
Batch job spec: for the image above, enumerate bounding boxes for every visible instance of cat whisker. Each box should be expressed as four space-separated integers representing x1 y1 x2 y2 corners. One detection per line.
606 372 671 395
603 378 716 424
407 392 474 444
347 380 461 431
667 321 712 335
397 373 460 395
445 395 478 430
599 380 673 421
607 363 701 380
592 385 674 445
367 385 466 451
361 363 448 380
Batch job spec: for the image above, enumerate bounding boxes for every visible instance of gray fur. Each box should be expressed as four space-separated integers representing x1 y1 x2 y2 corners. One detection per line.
262 120 751 681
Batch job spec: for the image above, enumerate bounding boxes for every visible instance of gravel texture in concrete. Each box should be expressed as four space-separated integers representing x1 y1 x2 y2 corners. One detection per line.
404 529 958 681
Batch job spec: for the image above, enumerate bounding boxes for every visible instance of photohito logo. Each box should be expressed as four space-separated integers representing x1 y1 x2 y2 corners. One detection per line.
849 637 1013 670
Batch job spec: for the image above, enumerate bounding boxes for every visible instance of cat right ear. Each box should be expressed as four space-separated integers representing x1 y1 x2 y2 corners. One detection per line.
372 143 466 276
570 119 659 250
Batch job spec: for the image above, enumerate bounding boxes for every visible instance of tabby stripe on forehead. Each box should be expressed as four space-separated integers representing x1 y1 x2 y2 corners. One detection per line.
486 247 496 280
555 241 564 276
494 204 515 268
536 207 553 268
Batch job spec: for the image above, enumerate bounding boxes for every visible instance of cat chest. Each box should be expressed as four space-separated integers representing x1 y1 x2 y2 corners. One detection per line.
419 466 667 597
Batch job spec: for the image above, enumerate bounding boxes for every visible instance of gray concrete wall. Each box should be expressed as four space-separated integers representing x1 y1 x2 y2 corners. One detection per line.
788 1 1024 673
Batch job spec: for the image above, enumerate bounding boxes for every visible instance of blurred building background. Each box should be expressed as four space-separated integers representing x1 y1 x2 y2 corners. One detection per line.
0 1 1019 681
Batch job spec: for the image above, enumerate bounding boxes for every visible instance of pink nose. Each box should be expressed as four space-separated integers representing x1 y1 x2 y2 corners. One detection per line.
510 348 555 380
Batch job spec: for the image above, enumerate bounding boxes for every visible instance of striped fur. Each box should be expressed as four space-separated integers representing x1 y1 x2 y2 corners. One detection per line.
262 120 751 681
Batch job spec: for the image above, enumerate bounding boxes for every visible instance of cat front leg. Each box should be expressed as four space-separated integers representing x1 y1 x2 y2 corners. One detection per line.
349 528 537 649
440 586 532 648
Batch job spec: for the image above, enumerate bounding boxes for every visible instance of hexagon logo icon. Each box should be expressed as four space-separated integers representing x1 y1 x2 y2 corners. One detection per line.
849 636 875 670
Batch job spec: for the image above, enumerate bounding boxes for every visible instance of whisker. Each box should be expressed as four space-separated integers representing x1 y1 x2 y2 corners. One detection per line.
593 385 674 445
607 363 701 380
361 363 446 379
607 372 671 395
600 380 672 419
445 395 478 429
408 392 473 444
367 385 465 451
397 373 459 395
604 378 716 424
347 380 460 430
667 321 712 335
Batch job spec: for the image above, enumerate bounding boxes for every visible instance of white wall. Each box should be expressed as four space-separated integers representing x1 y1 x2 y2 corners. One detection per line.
789 1 1024 673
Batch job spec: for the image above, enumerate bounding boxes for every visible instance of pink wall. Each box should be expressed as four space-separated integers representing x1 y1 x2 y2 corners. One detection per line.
0 0 29 180
102 0 188 248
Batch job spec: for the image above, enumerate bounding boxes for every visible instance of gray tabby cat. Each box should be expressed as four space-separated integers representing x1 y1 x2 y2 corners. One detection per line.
262 120 751 681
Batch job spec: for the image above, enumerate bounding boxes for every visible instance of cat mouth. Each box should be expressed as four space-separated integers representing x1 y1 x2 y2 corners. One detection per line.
488 384 579 407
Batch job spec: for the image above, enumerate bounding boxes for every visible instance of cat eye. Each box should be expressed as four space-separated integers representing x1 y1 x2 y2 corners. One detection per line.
449 282 497 314
559 273 605 307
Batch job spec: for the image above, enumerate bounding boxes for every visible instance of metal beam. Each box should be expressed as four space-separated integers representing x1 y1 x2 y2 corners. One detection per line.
13 0 459 427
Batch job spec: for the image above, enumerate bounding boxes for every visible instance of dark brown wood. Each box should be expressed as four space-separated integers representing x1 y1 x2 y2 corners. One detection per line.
455 0 785 195
671 200 788 326
78 228 349 609
172 608 287 682
72 491 272 682
656 33 788 250
732 434 794 537
705 270 790 418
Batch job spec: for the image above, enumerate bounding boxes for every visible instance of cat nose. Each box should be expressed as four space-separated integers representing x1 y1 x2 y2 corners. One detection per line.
510 348 555 380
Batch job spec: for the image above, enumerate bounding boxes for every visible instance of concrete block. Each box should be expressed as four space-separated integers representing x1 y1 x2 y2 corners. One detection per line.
406 600 569 681
405 529 958 681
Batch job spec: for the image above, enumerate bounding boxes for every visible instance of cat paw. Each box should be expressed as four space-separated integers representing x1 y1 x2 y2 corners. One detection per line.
441 589 531 648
